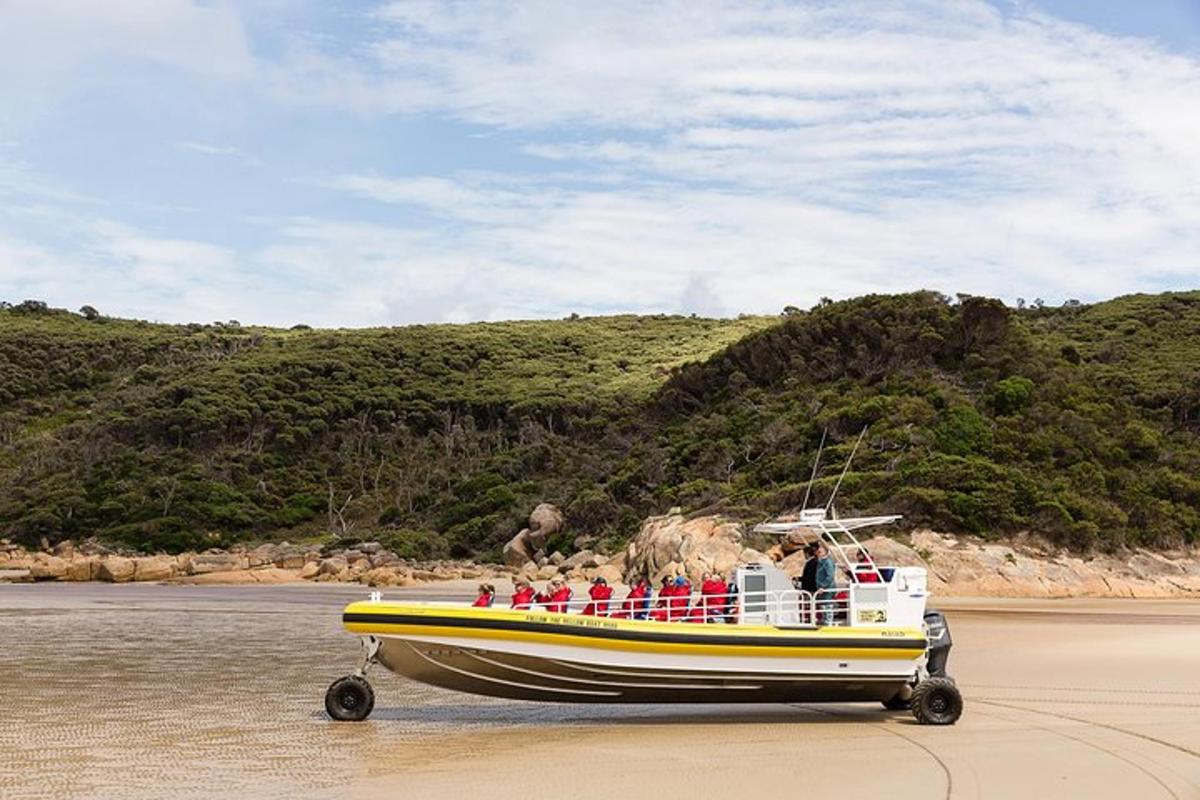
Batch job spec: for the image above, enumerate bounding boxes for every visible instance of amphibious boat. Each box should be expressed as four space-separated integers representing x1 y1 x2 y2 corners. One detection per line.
325 508 962 725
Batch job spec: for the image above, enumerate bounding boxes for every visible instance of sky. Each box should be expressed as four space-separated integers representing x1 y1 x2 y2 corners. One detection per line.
0 0 1198 327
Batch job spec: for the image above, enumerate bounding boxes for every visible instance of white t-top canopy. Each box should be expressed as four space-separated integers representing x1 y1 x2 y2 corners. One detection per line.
754 514 902 535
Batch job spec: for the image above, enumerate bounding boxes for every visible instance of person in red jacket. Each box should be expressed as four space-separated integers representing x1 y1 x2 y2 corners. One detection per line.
510 579 536 610
668 575 692 621
472 583 496 607
649 575 674 622
700 572 728 622
539 578 573 614
625 578 652 620
852 549 881 583
582 576 614 616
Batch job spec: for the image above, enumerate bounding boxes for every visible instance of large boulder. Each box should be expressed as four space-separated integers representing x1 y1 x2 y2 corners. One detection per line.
30 555 68 581
561 550 601 571
188 553 244 575
317 556 349 577
97 556 136 583
624 512 767 583
502 503 567 566
66 556 100 581
133 555 176 582
502 531 537 566
528 503 565 543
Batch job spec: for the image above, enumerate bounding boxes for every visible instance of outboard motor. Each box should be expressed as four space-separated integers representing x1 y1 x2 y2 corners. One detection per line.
923 610 952 677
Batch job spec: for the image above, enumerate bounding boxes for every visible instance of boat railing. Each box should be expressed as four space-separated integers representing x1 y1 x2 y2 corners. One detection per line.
502 587 854 627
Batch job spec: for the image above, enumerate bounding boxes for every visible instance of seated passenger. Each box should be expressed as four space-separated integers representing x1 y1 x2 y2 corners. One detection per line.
540 578 572 614
472 583 496 607
649 576 675 621
510 579 536 609
700 572 728 622
582 576 614 616
624 577 652 620
852 548 881 583
669 574 692 621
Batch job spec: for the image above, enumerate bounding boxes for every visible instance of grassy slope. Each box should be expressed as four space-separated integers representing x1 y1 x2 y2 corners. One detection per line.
3 290 1200 556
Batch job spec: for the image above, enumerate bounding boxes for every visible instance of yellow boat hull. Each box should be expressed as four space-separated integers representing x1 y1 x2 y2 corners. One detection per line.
343 602 927 704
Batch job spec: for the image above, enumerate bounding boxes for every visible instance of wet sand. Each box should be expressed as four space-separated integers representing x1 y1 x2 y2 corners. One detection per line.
2 584 1198 800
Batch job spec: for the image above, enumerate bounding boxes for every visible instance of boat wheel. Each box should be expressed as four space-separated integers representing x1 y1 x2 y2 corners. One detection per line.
910 676 962 725
325 675 375 722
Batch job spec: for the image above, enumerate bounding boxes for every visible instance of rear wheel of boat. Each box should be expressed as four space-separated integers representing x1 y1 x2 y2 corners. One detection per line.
910 676 962 725
325 675 375 722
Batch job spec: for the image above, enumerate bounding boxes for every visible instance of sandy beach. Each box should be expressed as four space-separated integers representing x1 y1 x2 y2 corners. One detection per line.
2 584 1198 800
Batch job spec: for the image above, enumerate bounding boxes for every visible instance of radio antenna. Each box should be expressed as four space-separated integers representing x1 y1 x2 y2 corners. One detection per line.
824 426 867 514
799 428 827 511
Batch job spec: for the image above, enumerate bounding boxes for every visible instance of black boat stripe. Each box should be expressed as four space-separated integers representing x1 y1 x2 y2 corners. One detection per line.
343 612 925 651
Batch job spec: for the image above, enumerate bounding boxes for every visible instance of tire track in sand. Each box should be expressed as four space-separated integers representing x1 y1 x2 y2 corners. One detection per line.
975 698 1200 759
971 705 1184 800
790 704 957 800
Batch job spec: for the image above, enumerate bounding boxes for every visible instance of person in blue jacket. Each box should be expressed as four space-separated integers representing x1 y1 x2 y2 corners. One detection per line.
815 541 837 625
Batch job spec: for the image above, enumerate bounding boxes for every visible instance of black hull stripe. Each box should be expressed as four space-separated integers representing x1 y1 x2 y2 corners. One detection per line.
343 612 926 651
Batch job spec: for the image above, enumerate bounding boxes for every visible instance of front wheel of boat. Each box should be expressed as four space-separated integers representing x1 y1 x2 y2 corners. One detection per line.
325 675 375 722
910 677 962 725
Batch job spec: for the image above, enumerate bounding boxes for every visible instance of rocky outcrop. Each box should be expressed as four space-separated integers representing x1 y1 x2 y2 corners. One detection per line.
765 529 1200 599
623 510 769 583
4 520 1200 597
503 503 566 566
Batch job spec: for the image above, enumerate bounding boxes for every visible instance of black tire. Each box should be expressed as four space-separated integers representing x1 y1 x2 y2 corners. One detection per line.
882 692 912 711
325 675 375 721
910 676 962 725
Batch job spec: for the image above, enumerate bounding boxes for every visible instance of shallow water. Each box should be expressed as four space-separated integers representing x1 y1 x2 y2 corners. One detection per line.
5 585 1200 800
0 583 679 800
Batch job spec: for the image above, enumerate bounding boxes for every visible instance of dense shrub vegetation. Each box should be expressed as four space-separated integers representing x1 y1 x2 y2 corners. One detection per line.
3 290 1199 556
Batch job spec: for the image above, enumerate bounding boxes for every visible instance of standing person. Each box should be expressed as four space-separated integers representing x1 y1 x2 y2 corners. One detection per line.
724 574 739 623
582 576 614 616
815 541 837 626
510 579 535 609
799 543 819 594
799 543 819 623
472 583 496 607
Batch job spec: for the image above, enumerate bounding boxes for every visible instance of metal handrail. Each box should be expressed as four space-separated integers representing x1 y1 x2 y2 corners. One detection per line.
496 587 854 626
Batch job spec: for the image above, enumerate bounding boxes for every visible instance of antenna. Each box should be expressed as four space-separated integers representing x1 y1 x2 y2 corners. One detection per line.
799 428 827 511
824 426 867 515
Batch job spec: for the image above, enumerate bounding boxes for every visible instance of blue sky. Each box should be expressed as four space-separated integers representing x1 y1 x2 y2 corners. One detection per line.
1 0 1198 326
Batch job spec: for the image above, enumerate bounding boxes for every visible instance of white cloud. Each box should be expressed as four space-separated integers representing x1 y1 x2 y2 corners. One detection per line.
0 0 255 133
2 1 1199 325
174 141 262 166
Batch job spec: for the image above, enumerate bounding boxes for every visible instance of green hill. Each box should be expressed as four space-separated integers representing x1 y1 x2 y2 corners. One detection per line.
3 291 1199 557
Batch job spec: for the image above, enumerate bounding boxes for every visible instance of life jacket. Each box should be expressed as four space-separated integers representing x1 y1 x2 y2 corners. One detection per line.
582 583 613 616
472 593 494 607
510 586 536 609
